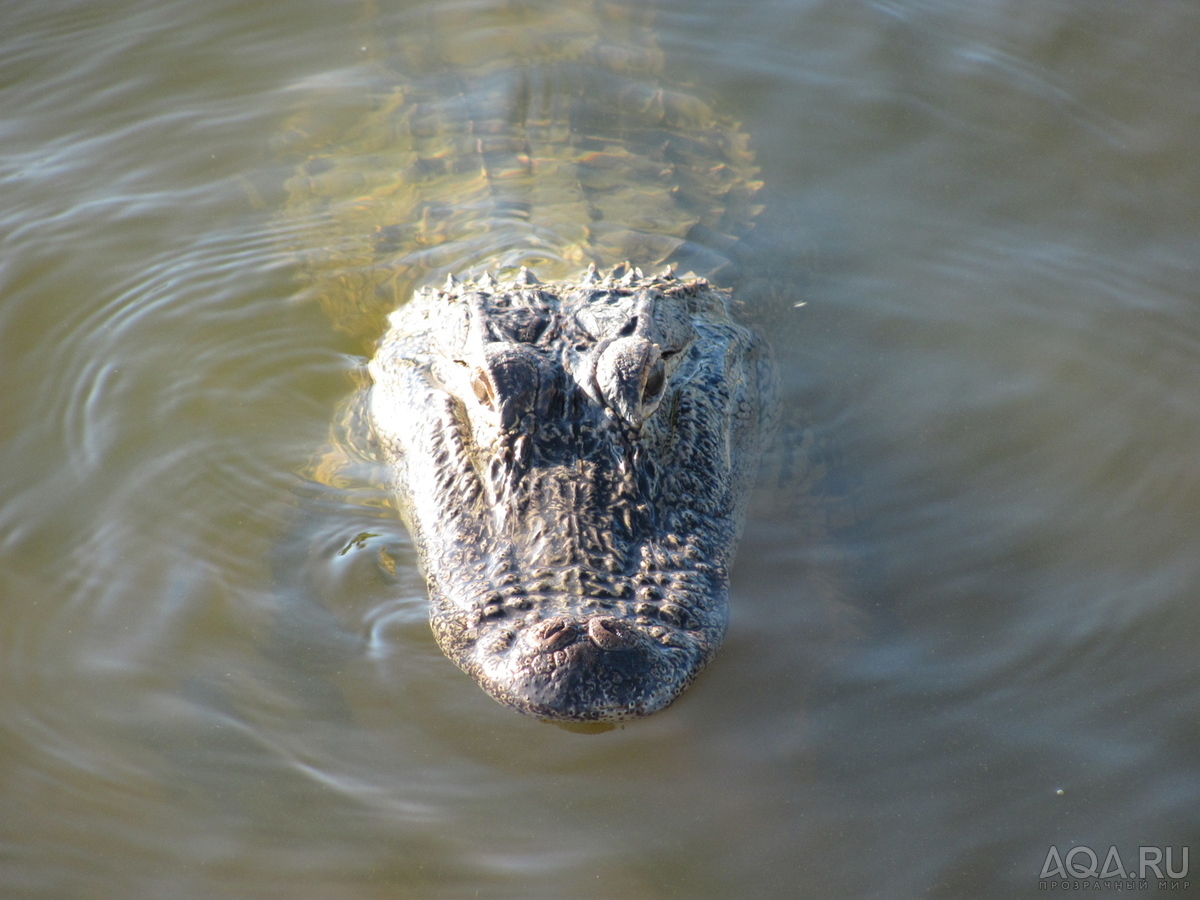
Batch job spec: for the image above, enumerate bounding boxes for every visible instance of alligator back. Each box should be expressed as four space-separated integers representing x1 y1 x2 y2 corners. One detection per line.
280 0 762 340
282 0 779 721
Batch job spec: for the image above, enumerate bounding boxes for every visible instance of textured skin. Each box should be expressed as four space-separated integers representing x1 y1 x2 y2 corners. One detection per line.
370 265 776 719
284 0 777 719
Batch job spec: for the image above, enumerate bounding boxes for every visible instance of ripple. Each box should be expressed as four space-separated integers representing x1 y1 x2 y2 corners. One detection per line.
5 0 1200 896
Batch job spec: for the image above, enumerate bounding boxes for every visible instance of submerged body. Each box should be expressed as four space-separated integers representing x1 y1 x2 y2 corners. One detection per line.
287 0 778 719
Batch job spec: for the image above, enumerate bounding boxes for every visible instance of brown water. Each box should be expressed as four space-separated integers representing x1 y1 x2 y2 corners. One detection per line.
3 0 1199 897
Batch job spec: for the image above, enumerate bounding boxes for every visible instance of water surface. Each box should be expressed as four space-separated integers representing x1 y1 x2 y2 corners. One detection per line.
2 0 1199 897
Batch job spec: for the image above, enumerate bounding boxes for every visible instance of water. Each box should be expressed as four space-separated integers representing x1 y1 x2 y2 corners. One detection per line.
2 0 1199 897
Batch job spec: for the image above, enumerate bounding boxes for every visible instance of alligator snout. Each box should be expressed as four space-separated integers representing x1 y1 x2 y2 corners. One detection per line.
532 615 639 653
485 612 691 721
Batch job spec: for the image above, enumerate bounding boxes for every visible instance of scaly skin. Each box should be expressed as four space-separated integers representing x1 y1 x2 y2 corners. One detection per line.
283 0 776 719
369 265 777 720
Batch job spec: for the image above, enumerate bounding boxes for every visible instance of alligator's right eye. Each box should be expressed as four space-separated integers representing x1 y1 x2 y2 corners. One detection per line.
471 370 494 409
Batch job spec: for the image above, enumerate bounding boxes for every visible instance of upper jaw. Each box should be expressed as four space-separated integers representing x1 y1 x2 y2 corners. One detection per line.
427 557 729 721
466 612 711 721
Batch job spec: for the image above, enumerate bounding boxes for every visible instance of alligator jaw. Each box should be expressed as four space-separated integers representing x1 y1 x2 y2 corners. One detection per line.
369 266 775 721
437 605 719 722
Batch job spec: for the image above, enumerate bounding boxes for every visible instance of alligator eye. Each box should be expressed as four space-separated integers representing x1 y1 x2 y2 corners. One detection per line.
471 370 494 409
596 335 665 428
642 358 665 403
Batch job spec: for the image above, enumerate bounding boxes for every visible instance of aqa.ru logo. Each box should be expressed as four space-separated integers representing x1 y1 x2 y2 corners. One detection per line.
1040 845 1189 881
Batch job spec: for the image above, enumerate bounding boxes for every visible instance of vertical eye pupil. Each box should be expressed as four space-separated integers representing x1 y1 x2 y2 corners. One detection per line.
643 361 665 402
472 371 494 408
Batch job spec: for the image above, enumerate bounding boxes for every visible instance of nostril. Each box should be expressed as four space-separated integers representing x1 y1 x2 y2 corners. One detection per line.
587 616 637 651
534 616 578 651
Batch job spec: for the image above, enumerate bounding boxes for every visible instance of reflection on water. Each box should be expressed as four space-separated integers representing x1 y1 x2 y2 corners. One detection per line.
2 0 1199 897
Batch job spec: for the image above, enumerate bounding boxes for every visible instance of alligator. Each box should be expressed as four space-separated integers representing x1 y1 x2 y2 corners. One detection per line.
283 0 779 720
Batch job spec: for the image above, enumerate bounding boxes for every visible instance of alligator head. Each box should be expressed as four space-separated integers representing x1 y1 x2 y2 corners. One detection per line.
368 265 776 721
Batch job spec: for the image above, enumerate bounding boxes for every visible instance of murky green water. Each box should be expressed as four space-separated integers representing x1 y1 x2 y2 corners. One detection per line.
3 0 1199 897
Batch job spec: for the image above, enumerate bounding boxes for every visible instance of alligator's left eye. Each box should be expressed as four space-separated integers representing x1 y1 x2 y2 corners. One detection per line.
642 358 665 402
596 336 666 429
